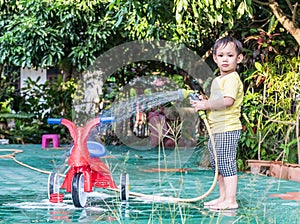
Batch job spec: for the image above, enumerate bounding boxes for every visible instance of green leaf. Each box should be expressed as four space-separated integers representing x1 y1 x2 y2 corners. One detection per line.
177 0 183 13
236 1 245 19
254 62 263 71
175 11 182 24
0 113 35 119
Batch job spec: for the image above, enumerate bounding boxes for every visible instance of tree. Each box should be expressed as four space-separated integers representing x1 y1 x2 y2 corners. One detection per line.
0 0 123 80
253 0 300 45
0 0 299 79
108 0 254 55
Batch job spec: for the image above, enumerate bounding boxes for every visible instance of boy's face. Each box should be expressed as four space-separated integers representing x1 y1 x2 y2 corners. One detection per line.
213 42 243 75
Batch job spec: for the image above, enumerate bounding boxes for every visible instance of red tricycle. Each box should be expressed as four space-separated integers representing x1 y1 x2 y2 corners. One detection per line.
47 117 129 207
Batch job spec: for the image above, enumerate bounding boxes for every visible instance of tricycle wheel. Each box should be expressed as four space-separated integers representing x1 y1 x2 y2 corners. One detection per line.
48 172 60 199
72 173 88 208
120 173 129 201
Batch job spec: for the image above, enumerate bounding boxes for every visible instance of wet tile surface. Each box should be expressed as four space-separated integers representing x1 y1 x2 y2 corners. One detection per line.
1 144 300 223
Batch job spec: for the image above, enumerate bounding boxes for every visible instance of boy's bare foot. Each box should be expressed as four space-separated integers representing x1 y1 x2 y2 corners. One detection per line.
203 198 224 207
209 201 238 210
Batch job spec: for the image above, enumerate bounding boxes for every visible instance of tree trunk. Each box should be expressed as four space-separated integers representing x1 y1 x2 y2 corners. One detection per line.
269 0 300 46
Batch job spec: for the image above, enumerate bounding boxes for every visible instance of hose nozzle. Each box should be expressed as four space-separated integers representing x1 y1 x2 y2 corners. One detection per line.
180 89 196 99
180 89 207 119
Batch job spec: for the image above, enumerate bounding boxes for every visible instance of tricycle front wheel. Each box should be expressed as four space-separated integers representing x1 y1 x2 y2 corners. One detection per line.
48 172 60 199
72 173 88 207
120 173 130 201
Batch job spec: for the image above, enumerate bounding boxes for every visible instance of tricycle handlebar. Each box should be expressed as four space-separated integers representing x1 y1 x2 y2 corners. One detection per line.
47 118 63 125
47 117 115 125
100 117 115 123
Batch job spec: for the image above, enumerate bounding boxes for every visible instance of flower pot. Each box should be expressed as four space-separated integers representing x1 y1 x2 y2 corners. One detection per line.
269 161 289 180
247 160 272 175
287 164 300 182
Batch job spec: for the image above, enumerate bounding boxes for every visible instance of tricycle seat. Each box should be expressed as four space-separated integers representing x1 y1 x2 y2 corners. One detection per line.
69 141 106 158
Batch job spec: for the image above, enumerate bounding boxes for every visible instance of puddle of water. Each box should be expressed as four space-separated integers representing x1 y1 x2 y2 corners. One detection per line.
1 144 300 223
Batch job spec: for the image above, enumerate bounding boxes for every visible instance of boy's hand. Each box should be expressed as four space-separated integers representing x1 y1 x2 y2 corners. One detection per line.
190 98 208 111
188 93 203 101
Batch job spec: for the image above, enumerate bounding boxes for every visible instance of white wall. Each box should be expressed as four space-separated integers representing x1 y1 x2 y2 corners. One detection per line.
20 67 49 117
20 67 47 94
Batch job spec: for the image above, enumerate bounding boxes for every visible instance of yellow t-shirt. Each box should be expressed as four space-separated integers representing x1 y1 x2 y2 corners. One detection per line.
207 72 244 134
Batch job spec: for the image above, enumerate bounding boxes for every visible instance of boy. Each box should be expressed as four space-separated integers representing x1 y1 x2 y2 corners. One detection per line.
190 36 244 210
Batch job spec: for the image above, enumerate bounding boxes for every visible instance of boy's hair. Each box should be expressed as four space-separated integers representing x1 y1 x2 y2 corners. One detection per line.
213 36 243 55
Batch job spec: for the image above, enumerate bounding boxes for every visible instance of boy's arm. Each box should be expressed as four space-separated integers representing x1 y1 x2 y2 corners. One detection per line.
190 96 234 111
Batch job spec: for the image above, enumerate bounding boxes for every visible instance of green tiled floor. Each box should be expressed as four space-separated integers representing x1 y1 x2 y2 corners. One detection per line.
1 144 300 223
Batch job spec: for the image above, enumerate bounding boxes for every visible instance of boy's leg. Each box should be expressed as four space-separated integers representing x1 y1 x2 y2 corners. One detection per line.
204 174 225 206
208 130 240 209
204 130 240 208
210 174 238 209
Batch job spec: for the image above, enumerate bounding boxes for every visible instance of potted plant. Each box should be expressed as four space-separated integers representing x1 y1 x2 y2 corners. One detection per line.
242 56 300 177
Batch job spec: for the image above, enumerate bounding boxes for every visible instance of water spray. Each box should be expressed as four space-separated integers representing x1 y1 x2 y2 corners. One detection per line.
110 89 219 203
0 89 218 205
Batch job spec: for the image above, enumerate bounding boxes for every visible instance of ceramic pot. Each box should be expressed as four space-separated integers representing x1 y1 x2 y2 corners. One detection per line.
247 160 272 174
287 164 300 182
269 161 289 180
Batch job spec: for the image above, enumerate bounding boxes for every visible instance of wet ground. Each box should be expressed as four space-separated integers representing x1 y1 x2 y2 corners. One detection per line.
1 144 300 223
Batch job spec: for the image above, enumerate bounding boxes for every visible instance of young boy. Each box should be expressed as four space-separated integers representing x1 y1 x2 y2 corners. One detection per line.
190 36 244 210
